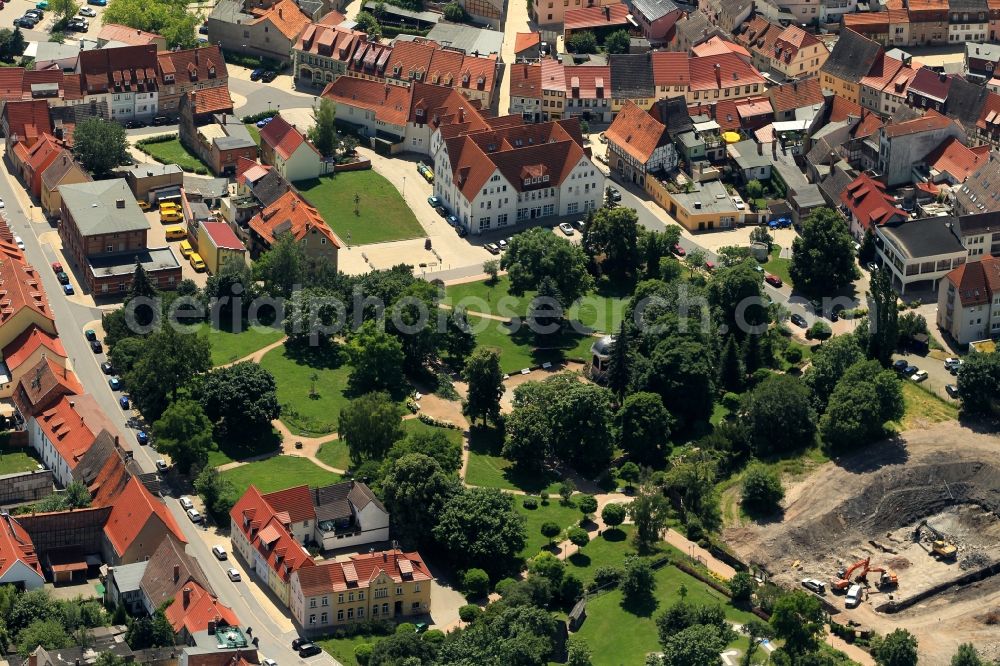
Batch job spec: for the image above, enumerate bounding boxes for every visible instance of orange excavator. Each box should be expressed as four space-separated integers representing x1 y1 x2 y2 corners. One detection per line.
832 557 899 591
867 566 898 590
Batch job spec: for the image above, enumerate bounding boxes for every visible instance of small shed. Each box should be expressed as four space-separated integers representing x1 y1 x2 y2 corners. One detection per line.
568 598 587 631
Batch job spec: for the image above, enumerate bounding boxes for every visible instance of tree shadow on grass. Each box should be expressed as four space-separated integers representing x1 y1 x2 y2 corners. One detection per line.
468 425 562 494
215 426 282 462
506 323 594 368
284 339 346 371
621 592 659 618
568 552 591 568
601 528 627 543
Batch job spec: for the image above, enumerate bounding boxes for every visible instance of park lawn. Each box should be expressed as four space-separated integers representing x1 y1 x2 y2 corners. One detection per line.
315 438 350 471
317 632 388 666
569 293 627 334
142 137 207 172
764 246 793 286
516 497 586 558
465 426 563 495
259 343 355 436
194 322 286 367
466 313 595 374
221 455 341 495
401 418 464 445
297 171 424 245
897 381 959 430
0 439 39 475
575 563 757 666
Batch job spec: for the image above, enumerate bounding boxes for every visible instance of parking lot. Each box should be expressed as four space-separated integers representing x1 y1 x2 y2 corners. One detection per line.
9 0 110 41
143 209 210 288
892 350 961 401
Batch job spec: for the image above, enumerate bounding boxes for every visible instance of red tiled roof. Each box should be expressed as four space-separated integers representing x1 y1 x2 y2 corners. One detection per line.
250 0 311 40
190 87 233 116
259 114 317 161
104 477 187 557
689 53 764 91
604 101 667 164
541 58 566 91
384 39 496 95
78 45 158 95
296 549 432 596
4 100 52 143
2 324 66 372
946 254 1000 307
37 395 105 474
976 91 1000 132
563 65 611 99
851 110 885 139
922 136 987 182
884 109 954 138
408 81 488 132
201 221 245 251
249 190 343 249
89 449 134 507
0 513 42 581
843 11 890 31
0 68 26 101
510 62 542 98
651 51 690 87
564 2 630 30
687 98 745 131
295 23 367 64
14 356 83 418
263 484 316 524
768 77 823 113
165 580 240 635
860 54 905 92
908 67 952 103
691 36 751 60
0 227 55 328
158 45 227 87
514 32 540 54
322 76 411 126
840 173 907 231
98 24 163 46
830 95 863 122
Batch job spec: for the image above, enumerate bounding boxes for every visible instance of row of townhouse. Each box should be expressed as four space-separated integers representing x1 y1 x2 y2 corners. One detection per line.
841 0 1000 47
732 16 831 81
531 0 682 43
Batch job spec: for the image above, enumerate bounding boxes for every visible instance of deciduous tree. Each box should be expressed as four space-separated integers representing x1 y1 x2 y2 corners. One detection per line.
463 348 504 426
789 207 860 297
582 206 640 280
339 391 405 464
380 453 459 547
770 590 824 654
72 118 128 177
603 29 631 54
124 325 211 421
872 628 918 666
501 227 593 304
615 391 673 467
347 320 406 394
433 488 527 576
742 374 816 456
956 351 1000 416
197 362 280 439
308 98 337 157
152 399 215 474
740 464 784 516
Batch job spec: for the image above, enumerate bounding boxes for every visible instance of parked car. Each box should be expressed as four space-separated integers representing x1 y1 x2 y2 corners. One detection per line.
455 225 467 237
151 116 168 126
298 644 321 658
261 659 277 666
764 273 783 288
291 638 307 651
845 583 863 608
485 243 500 255
427 195 442 208
51 261 62 272
86 0 106 6
179 496 194 510
903 365 918 376
260 71 277 83
14 16 37 27
100 361 114 374
434 205 448 218
0 198 5 209
56 271 69 284
66 18 88 30
62 284 74 295
189 252 206 272
892 359 909 373
790 313 807 328
123 119 146 129
607 186 622 202
78 6 96 15
911 370 929 382
704 261 715 271
945 358 964 374
672 243 686 256
198 23 208 34
34 2 46 10
14 235 23 249
90 340 103 353
108 377 122 390
446 214 458 227
186 508 202 523
801 578 826 594
255 116 274 128
212 545 228 560
572 219 586 231
497 239 508 251
118 396 130 409
155 459 168 471
866 262 879 272
946 384 959 398
136 430 149 445
558 222 574 236
250 68 265 81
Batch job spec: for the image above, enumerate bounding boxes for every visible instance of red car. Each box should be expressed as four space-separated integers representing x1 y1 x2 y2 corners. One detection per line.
704 261 715 271
51 261 63 273
764 273 783 288
672 243 686 257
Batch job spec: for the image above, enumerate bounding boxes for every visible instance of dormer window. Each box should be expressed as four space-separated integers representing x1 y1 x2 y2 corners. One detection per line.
164 74 174 84
209 66 216 77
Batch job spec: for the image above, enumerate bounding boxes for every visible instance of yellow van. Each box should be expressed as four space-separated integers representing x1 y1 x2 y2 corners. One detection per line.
164 225 186 241
158 200 179 211
189 252 206 272
179 240 193 258
160 211 183 224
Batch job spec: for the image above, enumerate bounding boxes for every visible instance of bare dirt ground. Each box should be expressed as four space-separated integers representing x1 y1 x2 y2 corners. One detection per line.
724 422 1000 664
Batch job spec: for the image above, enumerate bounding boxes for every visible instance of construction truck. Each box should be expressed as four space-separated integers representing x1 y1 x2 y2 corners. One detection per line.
914 520 958 560
867 567 898 590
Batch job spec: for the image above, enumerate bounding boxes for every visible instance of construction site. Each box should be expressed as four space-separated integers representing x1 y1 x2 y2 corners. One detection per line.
724 423 1000 664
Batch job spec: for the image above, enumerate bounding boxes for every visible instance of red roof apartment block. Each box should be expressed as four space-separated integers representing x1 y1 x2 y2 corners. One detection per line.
840 173 907 236
295 549 431 596
944 254 1000 307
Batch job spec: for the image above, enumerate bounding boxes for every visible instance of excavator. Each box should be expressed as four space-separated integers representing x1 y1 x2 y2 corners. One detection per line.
832 557 899 591
913 520 958 560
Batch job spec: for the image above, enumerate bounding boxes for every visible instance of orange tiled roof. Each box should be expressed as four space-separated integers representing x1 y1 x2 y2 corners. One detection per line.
563 65 611 99
883 109 954 138
860 54 905 92
408 81 488 132
37 395 105 474
249 190 343 249
514 32 541 54
691 35 751 59
259 114 318 161
510 62 542 98
296 549 431 596
564 2 631 30
250 0 311 40
689 53 765 91
541 57 566 91
190 87 234 116
0 233 55 327
4 100 52 143
104 477 187 557
604 100 668 165
840 173 907 231
922 136 988 182
945 254 1000 307
651 51 690 87
830 95 863 122
769 77 823 113
165 580 240 635
262 485 316 524
384 39 497 95
0 513 42 581
157 45 227 83
295 22 366 63
98 23 163 46
322 76 411 126
2 324 66 372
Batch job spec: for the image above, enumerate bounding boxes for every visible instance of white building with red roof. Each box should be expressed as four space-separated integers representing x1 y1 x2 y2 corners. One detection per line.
432 116 603 235
686 53 766 104
604 100 677 186
0 512 44 590
840 173 908 241
197 221 246 275
258 114 324 182
938 253 1000 343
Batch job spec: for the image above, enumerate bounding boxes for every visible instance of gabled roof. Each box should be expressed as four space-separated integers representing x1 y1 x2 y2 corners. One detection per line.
15 356 82 418
295 22 367 65
908 67 952 103
689 53 764 91
201 221 246 251
165 580 240 636
821 29 882 83
922 136 988 183
631 0 679 21
258 114 319 161
955 150 1000 214
513 32 540 54
609 54 654 100
851 110 885 140
829 95 863 123
0 513 42 582
769 77 823 113
248 190 343 249
604 100 669 165
24 133 61 176
37 394 112 475
883 109 955 138
840 173 907 231
4 100 52 143
311 480 385 523
98 24 163 46
650 97 693 136
509 62 542 98
945 75 991 131
651 51 690 87
250 0 311 40
190 87 234 116
2 324 66 372
60 179 150 236
262 485 316 523
563 65 611 99
564 2 631 31
40 150 88 191
691 35 751 60
407 81 487 132
322 76 411 126
78 45 158 95
382 39 497 95
104 477 187 558
295 549 431 596
140 535 213 611
860 54 905 93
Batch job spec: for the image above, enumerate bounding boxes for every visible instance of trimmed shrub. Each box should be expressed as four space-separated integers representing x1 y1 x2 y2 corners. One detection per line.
522 496 539 510
462 568 490 598
458 604 481 623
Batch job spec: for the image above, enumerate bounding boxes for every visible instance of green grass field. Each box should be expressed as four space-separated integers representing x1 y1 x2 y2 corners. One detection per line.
315 438 350 471
260 343 356 436
465 426 563 495
764 246 793 286
141 137 208 173
246 124 262 146
445 277 625 333
317 633 385 666
898 381 959 429
0 440 39 476
516 496 585 558
297 171 424 245
466 313 595 374
221 455 341 495
192 322 285 367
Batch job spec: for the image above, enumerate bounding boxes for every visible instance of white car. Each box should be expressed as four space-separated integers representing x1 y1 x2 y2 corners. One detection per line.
845 583 863 608
155 459 168 471
14 235 24 249
212 545 228 560
0 198 5 208
911 370 929 382
79 6 97 15
186 508 202 523
558 222 574 236
227 568 242 582
262 660 277 666
801 578 826 594
179 496 194 510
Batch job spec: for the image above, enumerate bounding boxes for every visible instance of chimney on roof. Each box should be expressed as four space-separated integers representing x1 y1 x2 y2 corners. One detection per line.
208 621 216 635
715 62 721 87
940 71 947 82
116 199 125 208
279 7 283 18
383 551 388 561
757 142 762 155
792 80 798 91
183 586 191 608
28 651 38 666
291 197 298 209
174 564 180 582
